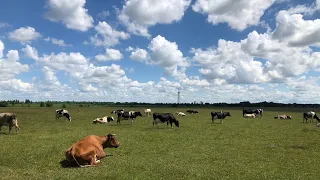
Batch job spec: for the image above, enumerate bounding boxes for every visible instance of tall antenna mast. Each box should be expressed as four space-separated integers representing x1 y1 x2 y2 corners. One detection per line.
177 89 180 104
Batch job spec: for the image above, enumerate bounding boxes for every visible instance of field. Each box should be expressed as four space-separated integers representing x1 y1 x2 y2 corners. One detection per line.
1 107 320 180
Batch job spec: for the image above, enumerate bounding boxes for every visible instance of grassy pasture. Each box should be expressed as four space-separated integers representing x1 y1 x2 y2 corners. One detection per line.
1 107 320 180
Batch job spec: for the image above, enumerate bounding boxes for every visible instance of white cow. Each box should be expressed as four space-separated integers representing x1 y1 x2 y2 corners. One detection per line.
144 109 152 117
0 112 20 133
175 112 186 116
92 116 114 124
274 115 292 119
244 113 256 118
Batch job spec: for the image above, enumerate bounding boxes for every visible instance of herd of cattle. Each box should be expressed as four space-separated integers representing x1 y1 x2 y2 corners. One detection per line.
1 108 320 167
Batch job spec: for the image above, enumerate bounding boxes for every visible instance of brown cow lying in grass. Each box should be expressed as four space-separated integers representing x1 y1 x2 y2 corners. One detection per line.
0 112 20 133
65 133 120 167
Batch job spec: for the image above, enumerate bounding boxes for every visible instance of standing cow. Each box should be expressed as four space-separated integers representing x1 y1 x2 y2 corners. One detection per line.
303 111 320 123
211 111 231 124
0 112 20 133
117 111 142 124
152 113 180 128
144 109 152 117
56 109 71 121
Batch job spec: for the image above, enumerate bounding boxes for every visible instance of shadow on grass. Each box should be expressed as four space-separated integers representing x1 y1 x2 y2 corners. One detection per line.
59 160 79 168
60 155 114 168
288 145 308 150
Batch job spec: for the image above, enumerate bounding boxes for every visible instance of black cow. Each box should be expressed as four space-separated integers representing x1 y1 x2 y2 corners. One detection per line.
117 111 142 124
152 113 179 128
186 110 199 114
211 111 231 124
243 109 263 117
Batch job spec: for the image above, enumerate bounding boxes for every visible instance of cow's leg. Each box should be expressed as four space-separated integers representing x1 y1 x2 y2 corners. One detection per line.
221 118 223 124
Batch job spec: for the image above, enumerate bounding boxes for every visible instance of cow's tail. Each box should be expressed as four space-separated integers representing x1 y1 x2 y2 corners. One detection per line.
66 147 85 167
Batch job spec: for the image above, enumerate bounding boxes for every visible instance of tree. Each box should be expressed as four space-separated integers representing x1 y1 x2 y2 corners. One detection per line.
46 101 53 107
40 102 45 107
25 99 31 104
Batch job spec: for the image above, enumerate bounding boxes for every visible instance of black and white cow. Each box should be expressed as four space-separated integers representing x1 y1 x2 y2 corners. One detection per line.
211 111 231 124
111 109 124 114
117 111 142 124
92 116 114 124
55 109 71 121
243 109 263 117
303 111 320 123
186 110 199 114
152 113 179 128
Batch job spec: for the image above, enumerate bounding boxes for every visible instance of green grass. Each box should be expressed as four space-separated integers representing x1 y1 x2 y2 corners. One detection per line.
1 107 320 180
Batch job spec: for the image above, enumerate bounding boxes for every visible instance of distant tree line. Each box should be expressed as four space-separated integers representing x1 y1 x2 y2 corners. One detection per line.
0 100 319 109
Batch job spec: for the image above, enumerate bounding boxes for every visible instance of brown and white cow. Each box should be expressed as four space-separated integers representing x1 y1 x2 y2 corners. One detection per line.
0 112 20 133
65 133 120 167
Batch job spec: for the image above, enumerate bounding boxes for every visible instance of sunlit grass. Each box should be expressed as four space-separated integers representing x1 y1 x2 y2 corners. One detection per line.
0 107 320 180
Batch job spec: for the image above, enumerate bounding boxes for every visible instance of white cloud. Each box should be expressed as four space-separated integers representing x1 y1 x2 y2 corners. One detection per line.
79 83 98 92
0 49 29 81
148 35 189 80
90 21 130 47
37 52 89 74
118 0 191 37
129 48 148 62
97 11 110 19
95 48 123 61
0 40 4 58
0 22 10 28
273 10 320 47
8 27 41 43
44 37 72 47
0 79 33 92
21 45 39 60
192 0 275 31
45 0 94 31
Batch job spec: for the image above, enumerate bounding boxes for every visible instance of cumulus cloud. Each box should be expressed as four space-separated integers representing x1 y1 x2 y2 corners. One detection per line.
129 48 148 62
45 0 93 31
44 37 72 47
117 0 191 37
95 48 123 61
192 0 275 31
21 45 39 60
273 10 320 47
0 49 29 81
148 35 189 80
90 21 130 47
8 27 41 43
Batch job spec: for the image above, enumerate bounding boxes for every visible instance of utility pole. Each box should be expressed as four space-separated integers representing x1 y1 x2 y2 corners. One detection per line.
177 90 180 104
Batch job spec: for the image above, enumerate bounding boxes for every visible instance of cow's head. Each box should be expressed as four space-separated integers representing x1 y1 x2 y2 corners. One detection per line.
174 119 180 127
103 133 120 148
225 112 231 116
287 115 292 119
136 111 142 116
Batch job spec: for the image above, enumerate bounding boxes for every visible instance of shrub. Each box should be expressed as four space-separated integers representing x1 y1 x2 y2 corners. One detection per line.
62 104 67 108
40 102 45 107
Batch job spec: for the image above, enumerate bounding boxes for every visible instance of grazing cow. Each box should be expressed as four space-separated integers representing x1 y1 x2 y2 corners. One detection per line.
186 110 198 114
274 115 292 119
144 109 152 117
117 111 142 124
303 111 320 123
211 112 231 124
175 112 186 116
152 113 179 128
0 112 20 133
244 113 256 118
243 109 263 117
111 109 124 114
92 116 114 124
56 109 71 121
65 133 120 167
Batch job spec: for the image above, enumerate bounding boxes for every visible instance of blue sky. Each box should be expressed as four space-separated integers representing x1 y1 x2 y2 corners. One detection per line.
0 0 320 103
